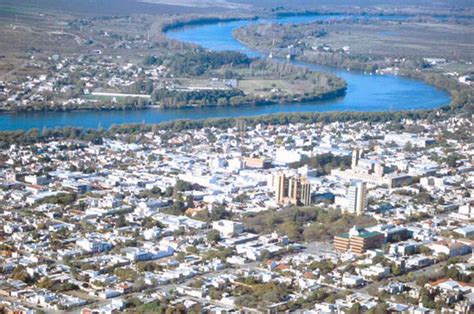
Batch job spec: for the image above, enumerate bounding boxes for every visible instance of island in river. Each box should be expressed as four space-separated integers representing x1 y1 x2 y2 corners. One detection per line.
0 15 347 114
0 11 457 131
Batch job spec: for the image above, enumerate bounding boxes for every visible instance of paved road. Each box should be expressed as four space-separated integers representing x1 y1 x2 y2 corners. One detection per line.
358 254 472 294
68 262 258 314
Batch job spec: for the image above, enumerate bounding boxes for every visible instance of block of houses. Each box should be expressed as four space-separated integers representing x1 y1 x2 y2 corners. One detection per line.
429 240 472 257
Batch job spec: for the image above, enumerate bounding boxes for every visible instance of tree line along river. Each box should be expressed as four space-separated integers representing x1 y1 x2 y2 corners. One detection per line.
0 14 451 131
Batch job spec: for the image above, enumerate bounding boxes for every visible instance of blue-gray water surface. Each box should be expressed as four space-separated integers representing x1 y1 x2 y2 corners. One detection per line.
0 14 451 131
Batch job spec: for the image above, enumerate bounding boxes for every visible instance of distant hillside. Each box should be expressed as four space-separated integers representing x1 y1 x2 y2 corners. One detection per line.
2 0 472 19
0 0 227 17
236 0 474 9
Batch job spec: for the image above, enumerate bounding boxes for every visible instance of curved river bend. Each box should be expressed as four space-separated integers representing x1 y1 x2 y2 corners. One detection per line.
1 14 450 131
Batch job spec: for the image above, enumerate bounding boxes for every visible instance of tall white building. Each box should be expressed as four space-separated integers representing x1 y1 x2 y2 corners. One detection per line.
344 181 367 215
347 181 367 215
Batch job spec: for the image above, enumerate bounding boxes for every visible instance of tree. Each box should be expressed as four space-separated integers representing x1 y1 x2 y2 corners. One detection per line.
209 205 230 221
303 223 327 242
143 55 160 66
279 220 300 241
186 195 194 209
38 277 54 289
165 304 186 314
437 253 449 262
114 268 138 281
57 282 79 292
207 230 221 244
373 302 389 314
186 246 199 255
209 287 223 300
167 200 185 215
391 263 403 276
415 192 433 204
260 249 271 261
12 265 33 283
134 300 164 314
176 252 186 262
348 302 362 314
419 245 432 256
405 272 415 282
116 214 127 227
403 141 414 152
324 294 337 304
445 153 461 167
308 259 335 275
172 180 192 199
419 288 435 309
416 275 430 287
443 265 462 281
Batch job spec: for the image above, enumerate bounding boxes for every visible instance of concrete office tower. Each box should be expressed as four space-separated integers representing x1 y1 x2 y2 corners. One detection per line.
275 172 289 205
288 176 312 206
351 149 359 169
351 148 363 169
374 162 384 177
346 181 367 215
274 172 311 206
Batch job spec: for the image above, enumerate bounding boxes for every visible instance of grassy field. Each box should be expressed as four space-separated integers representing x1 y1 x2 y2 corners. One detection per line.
235 0 474 9
0 0 226 16
141 0 251 10
236 19 474 62
239 79 317 97
307 21 474 61
0 0 250 79
153 77 329 98
0 7 169 79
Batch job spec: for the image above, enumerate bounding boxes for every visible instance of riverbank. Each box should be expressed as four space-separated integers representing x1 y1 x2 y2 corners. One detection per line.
232 22 472 111
161 15 258 33
0 102 150 113
0 13 456 130
0 105 459 148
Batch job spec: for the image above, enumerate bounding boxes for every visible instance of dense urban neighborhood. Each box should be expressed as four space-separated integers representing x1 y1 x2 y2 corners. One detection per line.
0 115 473 313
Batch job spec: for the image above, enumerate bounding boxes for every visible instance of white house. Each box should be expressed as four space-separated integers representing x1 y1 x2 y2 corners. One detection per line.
77 237 113 253
342 274 365 287
212 220 244 237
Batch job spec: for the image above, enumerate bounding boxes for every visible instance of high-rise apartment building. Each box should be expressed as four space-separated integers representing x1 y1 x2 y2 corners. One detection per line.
274 172 311 206
275 172 289 205
346 181 367 215
351 148 363 169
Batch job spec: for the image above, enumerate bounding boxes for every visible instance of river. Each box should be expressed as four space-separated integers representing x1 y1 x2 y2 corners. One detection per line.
0 14 451 131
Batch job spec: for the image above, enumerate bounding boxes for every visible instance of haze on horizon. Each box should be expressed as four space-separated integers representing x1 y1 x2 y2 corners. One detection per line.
1 0 473 17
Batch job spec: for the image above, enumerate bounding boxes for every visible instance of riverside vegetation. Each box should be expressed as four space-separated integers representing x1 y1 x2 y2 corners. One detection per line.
233 19 473 110
0 7 346 113
147 51 346 108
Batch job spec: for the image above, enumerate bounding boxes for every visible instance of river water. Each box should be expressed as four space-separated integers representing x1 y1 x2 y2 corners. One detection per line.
0 14 450 131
